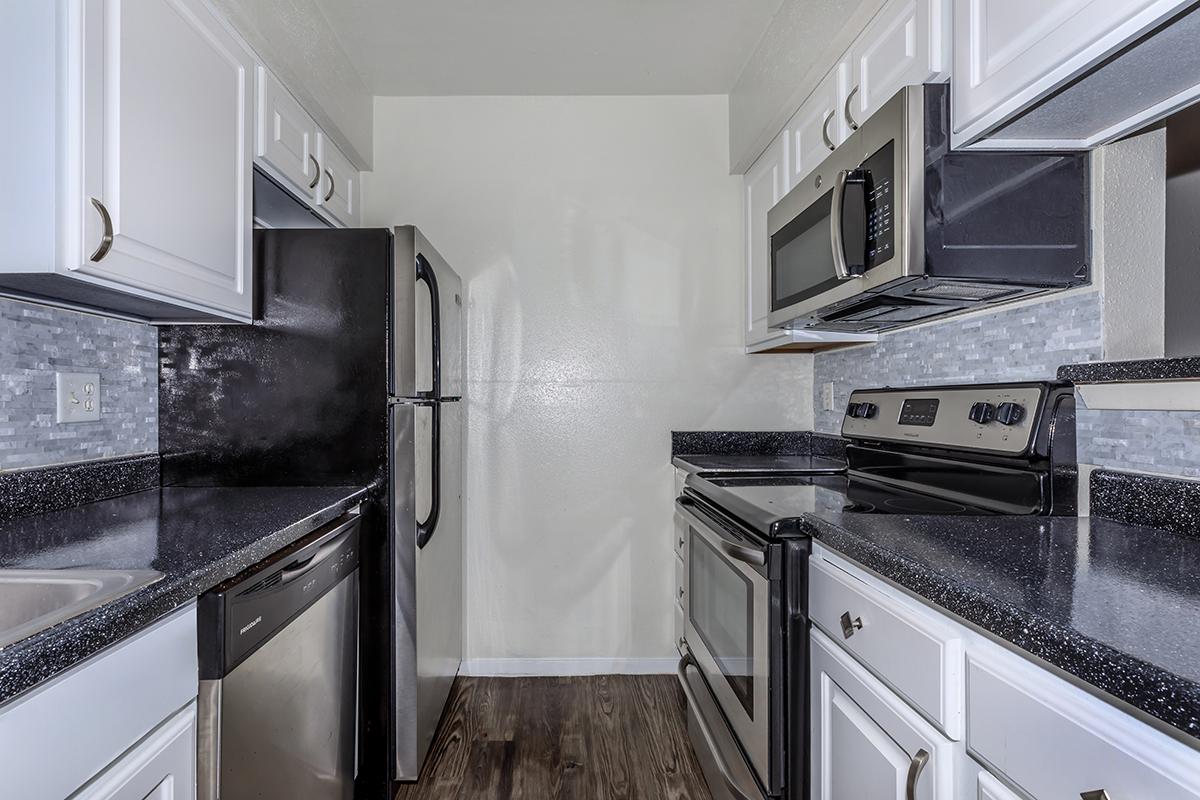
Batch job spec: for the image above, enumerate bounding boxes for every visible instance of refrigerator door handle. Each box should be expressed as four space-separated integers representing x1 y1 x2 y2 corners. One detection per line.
416 401 441 549
415 253 442 399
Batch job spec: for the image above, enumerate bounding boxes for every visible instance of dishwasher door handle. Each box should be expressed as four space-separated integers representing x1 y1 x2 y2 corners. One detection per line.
280 519 357 584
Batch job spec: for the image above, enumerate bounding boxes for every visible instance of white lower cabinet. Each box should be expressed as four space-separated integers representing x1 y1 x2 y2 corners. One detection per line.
811 627 952 800
811 544 1200 800
73 703 197 800
0 605 199 800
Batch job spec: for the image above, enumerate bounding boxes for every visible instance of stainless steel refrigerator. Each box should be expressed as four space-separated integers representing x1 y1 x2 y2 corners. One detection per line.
158 223 464 795
389 227 464 781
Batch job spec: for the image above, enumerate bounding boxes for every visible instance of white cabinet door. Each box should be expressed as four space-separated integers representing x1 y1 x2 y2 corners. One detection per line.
846 0 949 131
317 133 360 227
811 629 950 800
977 770 1023 800
952 0 1182 145
73 702 197 800
787 65 848 191
743 133 787 348
256 66 320 202
76 0 254 320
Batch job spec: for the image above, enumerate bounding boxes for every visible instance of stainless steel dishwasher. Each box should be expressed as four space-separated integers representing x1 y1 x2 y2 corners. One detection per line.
197 513 360 800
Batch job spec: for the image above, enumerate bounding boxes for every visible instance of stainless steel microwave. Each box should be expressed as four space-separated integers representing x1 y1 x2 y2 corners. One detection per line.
766 84 1091 333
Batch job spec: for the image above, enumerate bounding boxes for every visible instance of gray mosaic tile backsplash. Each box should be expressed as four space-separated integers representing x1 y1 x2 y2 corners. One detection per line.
1078 406 1200 479
0 299 157 470
812 291 1104 433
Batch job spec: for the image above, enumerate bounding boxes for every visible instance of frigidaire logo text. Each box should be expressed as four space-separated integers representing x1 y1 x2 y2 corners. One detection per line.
240 616 262 636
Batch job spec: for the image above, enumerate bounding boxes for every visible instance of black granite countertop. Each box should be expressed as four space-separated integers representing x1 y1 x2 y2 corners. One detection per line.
672 454 847 474
1058 355 1200 383
684 468 1200 742
0 485 367 705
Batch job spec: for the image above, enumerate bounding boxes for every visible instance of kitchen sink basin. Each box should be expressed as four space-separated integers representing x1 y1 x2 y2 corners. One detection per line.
0 569 164 649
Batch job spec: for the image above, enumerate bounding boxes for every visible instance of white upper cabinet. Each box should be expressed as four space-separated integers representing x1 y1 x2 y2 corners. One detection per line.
952 0 1198 148
316 134 361 228
76 0 255 320
846 0 950 132
744 134 787 349
256 67 321 200
787 66 848 190
254 67 361 228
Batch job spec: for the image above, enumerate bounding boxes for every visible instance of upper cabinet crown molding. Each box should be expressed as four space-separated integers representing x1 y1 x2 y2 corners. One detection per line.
953 0 1200 149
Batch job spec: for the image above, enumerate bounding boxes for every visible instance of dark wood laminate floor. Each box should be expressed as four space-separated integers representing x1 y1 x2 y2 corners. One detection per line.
394 676 714 800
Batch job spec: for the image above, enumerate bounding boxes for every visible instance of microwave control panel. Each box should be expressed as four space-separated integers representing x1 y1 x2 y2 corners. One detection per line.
862 140 895 269
842 385 1047 455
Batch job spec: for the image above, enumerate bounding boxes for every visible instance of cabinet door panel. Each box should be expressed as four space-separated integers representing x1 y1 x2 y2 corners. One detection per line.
848 0 947 127
811 629 948 800
743 134 786 347
72 702 197 800
78 0 253 319
256 67 319 199
953 0 1167 136
317 134 360 227
788 66 847 191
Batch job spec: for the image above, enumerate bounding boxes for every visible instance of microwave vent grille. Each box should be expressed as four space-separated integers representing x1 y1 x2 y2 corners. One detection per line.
909 282 1023 302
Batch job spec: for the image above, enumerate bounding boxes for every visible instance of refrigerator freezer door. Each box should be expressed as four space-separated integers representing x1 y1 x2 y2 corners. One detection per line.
391 399 463 780
392 226 464 400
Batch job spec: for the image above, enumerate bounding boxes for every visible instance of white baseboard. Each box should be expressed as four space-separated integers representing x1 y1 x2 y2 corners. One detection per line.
460 657 678 677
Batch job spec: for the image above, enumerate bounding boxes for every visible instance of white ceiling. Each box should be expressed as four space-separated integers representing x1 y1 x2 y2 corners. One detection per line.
311 0 790 96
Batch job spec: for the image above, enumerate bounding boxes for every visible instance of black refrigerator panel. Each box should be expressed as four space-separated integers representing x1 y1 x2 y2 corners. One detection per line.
158 228 392 488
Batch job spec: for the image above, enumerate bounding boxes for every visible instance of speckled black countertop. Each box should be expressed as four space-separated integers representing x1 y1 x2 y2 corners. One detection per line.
1058 355 1200 383
681 463 1200 742
0 485 367 706
672 454 847 474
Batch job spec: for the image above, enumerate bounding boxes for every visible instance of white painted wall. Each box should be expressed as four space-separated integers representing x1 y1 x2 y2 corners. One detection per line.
364 96 813 672
1093 128 1167 360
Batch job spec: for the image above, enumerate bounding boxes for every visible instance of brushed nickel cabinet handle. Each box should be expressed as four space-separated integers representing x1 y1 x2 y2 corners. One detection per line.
308 155 321 189
905 749 930 800
821 110 836 151
1081 792 1112 800
89 198 113 262
323 169 335 202
839 611 863 638
845 86 860 131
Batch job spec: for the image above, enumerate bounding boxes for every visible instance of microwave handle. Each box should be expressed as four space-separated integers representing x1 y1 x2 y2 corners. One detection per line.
830 170 851 280
830 169 868 280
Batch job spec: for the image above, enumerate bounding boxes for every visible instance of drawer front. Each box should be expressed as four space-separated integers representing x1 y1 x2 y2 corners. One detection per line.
967 651 1200 800
977 770 1023 800
809 553 963 737
0 605 198 799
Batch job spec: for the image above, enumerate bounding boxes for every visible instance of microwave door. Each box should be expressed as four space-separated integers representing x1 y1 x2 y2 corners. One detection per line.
769 188 844 316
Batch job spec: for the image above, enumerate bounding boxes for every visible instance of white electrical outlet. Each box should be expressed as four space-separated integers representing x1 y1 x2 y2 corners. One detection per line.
821 382 836 412
56 372 101 423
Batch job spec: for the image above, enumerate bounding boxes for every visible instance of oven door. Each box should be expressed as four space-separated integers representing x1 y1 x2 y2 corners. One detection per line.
676 496 771 789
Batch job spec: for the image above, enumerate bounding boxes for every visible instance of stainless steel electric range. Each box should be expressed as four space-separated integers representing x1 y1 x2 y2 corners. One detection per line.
675 381 1078 800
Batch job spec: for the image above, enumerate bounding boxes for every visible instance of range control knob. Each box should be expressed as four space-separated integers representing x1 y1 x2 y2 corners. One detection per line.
853 402 878 419
846 402 861 418
996 402 1026 426
968 402 996 424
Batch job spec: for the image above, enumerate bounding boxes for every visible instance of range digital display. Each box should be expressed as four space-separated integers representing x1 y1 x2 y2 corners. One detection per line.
898 398 939 427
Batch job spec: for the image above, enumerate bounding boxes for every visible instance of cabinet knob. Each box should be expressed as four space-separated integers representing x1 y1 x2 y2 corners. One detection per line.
845 86 861 131
89 198 113 262
308 155 321 189
678 537 684 549
1080 792 1112 800
839 611 864 639
678 587 685 599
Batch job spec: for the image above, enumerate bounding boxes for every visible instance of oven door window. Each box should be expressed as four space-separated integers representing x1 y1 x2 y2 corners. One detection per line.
771 188 842 312
689 530 755 716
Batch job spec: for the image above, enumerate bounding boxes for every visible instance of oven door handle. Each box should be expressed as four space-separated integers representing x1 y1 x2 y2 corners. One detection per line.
677 648 762 800
676 498 767 567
